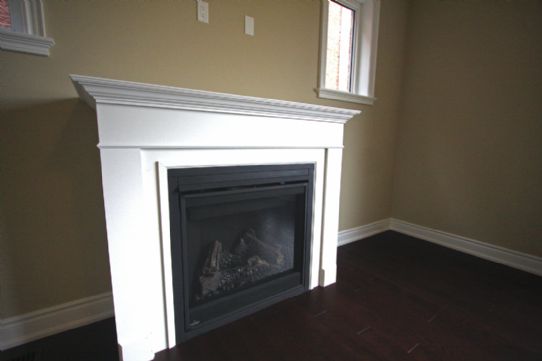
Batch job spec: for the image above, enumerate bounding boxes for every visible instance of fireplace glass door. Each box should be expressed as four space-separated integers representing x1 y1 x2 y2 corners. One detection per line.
168 165 313 341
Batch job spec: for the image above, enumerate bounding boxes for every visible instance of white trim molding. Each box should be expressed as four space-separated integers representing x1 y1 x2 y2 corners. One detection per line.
316 88 376 105
0 292 114 351
337 218 542 277
2 219 541 351
338 218 390 246
0 0 55 56
70 75 361 124
389 219 542 277
0 28 54 56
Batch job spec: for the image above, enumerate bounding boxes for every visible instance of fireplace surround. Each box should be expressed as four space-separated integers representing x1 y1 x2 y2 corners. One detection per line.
71 75 360 361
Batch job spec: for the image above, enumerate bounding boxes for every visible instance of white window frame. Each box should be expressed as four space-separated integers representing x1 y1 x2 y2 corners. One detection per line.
317 0 380 105
0 0 54 56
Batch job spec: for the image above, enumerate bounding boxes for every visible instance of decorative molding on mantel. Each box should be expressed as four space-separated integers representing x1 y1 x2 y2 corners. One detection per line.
70 75 361 124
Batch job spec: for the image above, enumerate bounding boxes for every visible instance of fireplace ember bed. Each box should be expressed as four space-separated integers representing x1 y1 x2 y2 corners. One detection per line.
168 164 314 341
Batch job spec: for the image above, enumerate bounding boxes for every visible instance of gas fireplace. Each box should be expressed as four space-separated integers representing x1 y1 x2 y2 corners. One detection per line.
169 164 314 340
71 74 360 361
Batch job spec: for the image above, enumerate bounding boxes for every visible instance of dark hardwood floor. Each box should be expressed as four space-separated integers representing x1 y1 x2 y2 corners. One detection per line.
0 316 118 361
3 231 541 361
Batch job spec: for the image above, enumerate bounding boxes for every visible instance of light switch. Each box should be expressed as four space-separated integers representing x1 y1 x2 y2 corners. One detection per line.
245 16 254 36
197 0 209 24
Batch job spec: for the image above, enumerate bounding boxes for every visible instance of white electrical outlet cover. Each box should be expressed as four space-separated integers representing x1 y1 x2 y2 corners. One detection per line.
197 0 209 24
245 16 254 36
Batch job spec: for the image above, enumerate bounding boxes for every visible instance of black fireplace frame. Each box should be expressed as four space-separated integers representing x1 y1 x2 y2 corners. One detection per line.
168 164 314 342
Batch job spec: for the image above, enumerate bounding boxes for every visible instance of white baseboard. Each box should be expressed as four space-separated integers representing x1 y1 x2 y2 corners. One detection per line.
389 218 542 277
0 292 114 350
338 218 542 277
2 218 540 351
338 218 391 246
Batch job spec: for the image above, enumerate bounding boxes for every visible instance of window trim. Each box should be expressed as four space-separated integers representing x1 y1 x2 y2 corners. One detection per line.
0 0 54 56
317 0 380 105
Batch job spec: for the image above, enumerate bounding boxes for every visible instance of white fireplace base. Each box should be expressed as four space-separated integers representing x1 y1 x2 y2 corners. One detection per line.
71 75 360 361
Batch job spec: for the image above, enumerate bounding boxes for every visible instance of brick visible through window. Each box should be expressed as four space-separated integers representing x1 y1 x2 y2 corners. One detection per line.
0 0 11 29
325 1 354 93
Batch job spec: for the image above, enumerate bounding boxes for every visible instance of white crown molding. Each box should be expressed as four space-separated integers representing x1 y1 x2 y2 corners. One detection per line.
70 75 361 124
0 28 54 56
338 218 390 246
389 218 542 277
0 292 114 350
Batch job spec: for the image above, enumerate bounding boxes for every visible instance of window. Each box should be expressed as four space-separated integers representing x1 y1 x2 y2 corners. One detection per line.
318 0 380 105
325 1 355 93
0 0 54 56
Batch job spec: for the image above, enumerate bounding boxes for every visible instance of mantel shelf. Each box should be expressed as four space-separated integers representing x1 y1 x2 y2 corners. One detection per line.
70 75 361 124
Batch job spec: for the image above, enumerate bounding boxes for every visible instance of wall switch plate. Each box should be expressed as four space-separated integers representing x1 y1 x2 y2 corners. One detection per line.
245 16 254 36
197 0 209 24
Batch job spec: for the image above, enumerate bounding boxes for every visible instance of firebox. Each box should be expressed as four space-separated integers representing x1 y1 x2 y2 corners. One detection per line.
168 164 314 341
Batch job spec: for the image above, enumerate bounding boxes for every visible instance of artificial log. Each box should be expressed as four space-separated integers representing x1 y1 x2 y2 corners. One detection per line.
241 228 284 267
199 240 223 298
202 240 222 274
196 229 286 302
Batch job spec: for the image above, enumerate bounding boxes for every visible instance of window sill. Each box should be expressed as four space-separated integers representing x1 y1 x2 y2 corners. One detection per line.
0 28 55 56
316 88 376 105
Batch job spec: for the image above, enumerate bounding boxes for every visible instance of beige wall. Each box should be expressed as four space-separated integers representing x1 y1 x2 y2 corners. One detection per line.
392 0 542 256
4 0 539 323
0 0 407 318
339 0 408 229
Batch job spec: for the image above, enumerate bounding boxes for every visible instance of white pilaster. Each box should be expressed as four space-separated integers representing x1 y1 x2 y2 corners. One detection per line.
99 149 155 361
319 148 344 286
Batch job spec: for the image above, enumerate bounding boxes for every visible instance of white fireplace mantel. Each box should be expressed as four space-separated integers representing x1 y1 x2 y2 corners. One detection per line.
71 75 360 361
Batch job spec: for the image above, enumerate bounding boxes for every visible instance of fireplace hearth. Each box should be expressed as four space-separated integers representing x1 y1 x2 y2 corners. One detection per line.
169 164 313 340
71 74 360 361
